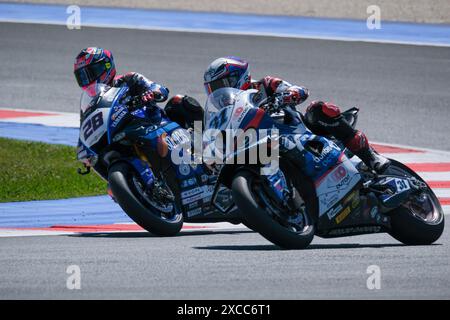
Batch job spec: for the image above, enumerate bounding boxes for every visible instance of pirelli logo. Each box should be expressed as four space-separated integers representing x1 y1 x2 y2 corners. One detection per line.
335 207 351 224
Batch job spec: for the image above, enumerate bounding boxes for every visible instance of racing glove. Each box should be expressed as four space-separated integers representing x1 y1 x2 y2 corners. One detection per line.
141 90 155 104
279 87 309 106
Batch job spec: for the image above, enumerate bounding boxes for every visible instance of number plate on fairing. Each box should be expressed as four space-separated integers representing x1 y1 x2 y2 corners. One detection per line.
80 108 109 148
316 157 362 217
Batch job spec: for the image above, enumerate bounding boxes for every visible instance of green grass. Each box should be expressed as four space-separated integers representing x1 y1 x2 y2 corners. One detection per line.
0 137 106 202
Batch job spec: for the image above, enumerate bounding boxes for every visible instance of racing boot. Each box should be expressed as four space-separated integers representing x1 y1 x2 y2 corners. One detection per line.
360 146 391 173
345 131 390 173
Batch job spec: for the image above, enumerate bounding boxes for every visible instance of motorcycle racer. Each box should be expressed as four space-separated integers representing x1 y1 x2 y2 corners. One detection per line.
74 47 169 124
74 47 171 199
199 56 390 173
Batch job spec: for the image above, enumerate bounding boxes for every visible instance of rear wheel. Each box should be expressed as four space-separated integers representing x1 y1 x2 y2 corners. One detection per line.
386 160 444 245
231 170 315 249
108 162 183 236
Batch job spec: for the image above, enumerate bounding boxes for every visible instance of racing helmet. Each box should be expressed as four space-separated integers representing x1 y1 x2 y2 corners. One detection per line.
203 56 251 94
74 47 116 92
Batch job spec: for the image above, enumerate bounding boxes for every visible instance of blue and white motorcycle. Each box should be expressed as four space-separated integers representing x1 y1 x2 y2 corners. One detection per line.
204 88 444 249
76 84 239 236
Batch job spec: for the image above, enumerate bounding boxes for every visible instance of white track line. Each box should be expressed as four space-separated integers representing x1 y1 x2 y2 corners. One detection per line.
0 108 79 127
432 189 450 198
372 140 450 157
417 172 450 181
382 152 450 164
0 114 80 127
0 222 248 238
0 229 75 237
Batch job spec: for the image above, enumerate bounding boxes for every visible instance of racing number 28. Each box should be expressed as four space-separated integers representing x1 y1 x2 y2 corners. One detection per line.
83 112 104 140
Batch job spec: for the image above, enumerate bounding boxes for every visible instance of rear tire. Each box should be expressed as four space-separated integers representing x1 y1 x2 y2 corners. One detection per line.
389 207 444 245
387 160 444 245
232 170 314 249
108 162 183 236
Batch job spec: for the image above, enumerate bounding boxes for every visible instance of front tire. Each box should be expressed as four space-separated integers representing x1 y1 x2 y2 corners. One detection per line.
108 162 183 236
231 170 315 249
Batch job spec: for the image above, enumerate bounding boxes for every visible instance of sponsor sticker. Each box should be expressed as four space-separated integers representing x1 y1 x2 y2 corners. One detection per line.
233 106 244 119
181 185 214 205
165 129 190 151
181 187 203 199
351 196 360 209
335 206 351 224
111 110 127 127
181 178 197 188
320 193 340 211
344 191 357 204
327 204 343 220
178 164 191 176
187 201 201 210
187 207 202 218
181 193 204 205
329 226 382 236
332 166 347 182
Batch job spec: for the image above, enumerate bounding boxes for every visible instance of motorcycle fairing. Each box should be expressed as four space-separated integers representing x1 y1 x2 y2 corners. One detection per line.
79 107 110 148
314 156 362 217
76 139 97 164
137 120 224 218
374 176 417 209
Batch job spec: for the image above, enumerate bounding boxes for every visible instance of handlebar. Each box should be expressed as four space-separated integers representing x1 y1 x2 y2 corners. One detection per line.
259 95 284 115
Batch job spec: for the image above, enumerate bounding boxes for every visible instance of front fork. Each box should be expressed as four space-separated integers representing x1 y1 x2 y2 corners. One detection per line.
128 157 155 188
131 145 155 188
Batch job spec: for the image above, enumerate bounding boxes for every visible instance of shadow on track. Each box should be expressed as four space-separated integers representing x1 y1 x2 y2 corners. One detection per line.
193 243 430 251
68 229 254 238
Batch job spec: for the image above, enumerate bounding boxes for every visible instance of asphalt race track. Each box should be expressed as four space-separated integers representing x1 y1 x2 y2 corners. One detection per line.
1 225 449 299
1 22 450 299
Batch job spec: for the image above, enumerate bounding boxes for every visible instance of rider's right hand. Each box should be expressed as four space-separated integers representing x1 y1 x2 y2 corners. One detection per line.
141 90 155 104
129 91 154 110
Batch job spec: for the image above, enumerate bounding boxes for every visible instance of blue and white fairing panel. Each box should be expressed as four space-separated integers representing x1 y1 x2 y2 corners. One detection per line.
76 139 97 163
79 107 111 148
315 156 362 217
78 84 129 148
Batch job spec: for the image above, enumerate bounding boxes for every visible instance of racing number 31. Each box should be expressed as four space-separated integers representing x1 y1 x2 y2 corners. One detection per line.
83 112 103 140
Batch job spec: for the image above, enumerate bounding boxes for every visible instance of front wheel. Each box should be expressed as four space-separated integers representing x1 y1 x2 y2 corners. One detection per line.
231 170 315 249
108 162 183 236
386 160 444 245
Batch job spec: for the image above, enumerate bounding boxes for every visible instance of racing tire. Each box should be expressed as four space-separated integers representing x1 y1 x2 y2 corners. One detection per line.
387 160 444 245
108 162 183 236
231 170 315 249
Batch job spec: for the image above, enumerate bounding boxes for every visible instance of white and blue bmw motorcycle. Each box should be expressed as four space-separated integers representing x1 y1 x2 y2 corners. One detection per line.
204 88 444 249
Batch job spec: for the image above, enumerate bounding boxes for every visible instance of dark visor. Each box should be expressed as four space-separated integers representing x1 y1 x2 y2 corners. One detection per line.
74 62 107 87
207 72 240 93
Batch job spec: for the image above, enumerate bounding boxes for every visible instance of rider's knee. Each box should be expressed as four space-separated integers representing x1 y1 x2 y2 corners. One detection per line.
306 101 341 120
344 130 369 152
